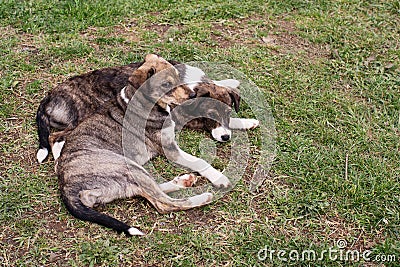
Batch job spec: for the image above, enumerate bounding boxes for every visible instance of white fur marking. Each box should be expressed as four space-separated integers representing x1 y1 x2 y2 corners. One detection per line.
52 141 65 160
213 79 240 89
158 182 178 194
183 64 205 87
165 104 171 114
229 118 260 129
188 192 213 206
172 173 197 187
200 167 230 187
120 86 129 104
128 227 145 236
37 148 48 163
159 174 197 193
211 126 232 142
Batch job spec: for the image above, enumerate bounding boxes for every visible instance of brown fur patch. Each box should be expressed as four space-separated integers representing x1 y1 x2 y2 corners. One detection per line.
129 54 177 88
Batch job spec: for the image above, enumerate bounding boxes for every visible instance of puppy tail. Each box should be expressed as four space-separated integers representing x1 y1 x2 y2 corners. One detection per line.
61 191 144 237
36 95 51 163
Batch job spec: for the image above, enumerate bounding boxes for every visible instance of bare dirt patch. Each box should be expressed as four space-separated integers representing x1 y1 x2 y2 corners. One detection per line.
73 16 332 62
208 17 330 60
209 21 257 48
144 23 175 39
261 20 330 60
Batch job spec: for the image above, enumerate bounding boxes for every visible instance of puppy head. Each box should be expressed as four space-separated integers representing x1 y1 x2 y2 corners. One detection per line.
192 79 241 142
126 54 194 109
128 54 174 89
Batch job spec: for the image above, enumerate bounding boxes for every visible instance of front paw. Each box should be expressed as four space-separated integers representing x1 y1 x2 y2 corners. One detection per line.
201 168 232 189
229 118 260 130
244 118 260 129
211 175 232 189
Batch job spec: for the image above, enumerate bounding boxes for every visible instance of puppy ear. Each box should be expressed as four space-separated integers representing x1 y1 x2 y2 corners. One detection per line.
129 66 156 89
128 70 144 89
145 54 159 62
147 67 156 79
195 86 211 97
213 79 241 112
229 88 241 113
213 79 240 89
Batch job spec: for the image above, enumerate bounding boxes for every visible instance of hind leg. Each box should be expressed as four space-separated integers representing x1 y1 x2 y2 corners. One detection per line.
79 166 211 214
79 179 142 208
73 185 145 236
128 166 212 213
159 173 198 193
141 188 213 214
80 178 212 214
79 187 137 208
49 129 73 160
80 188 103 208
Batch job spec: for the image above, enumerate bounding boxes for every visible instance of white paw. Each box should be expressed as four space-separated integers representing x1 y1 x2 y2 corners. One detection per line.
158 174 198 193
245 118 260 129
37 148 48 163
52 141 65 160
229 118 260 130
128 227 145 236
201 168 232 188
189 192 213 206
172 173 198 188
211 175 232 189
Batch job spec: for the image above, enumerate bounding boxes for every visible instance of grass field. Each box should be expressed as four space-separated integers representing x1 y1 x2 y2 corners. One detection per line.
1 0 399 266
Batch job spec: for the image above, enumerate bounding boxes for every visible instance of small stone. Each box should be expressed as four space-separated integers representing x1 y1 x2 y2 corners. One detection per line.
49 253 59 263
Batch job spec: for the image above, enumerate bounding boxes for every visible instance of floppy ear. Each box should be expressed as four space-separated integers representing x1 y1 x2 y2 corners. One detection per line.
213 79 241 112
195 86 211 97
129 70 144 89
229 88 241 113
147 67 156 79
129 66 156 89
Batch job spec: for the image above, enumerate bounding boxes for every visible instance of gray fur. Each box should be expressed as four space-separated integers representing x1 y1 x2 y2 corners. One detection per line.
54 56 222 236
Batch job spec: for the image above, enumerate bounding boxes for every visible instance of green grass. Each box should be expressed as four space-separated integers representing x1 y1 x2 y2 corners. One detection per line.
1 0 399 266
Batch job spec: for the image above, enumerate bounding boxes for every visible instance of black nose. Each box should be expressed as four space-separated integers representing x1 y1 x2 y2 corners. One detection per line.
221 134 230 141
189 92 197 99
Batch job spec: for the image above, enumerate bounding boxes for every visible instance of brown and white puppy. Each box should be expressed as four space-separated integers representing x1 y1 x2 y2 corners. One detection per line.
174 64 259 141
36 58 257 163
54 55 230 236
